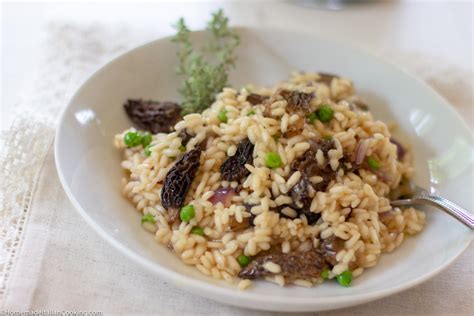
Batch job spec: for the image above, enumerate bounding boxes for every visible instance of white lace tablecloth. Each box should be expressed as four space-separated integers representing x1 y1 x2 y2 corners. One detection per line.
1 4 473 315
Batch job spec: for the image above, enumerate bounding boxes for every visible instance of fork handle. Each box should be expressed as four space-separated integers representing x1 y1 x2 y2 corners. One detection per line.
392 195 474 230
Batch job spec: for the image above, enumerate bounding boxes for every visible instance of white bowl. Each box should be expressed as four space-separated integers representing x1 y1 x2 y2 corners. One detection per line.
55 27 473 312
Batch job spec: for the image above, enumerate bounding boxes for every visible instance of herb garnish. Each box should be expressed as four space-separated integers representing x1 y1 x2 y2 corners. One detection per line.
172 9 240 115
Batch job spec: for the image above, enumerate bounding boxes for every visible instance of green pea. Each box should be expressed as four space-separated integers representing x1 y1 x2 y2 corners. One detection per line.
179 145 186 152
265 152 282 169
336 270 352 287
237 254 251 267
218 109 228 123
317 105 334 123
367 156 381 170
141 213 156 224
320 267 330 279
124 131 142 147
191 226 205 236
308 112 318 123
247 109 256 116
323 135 333 141
144 144 154 157
180 204 195 222
141 132 152 147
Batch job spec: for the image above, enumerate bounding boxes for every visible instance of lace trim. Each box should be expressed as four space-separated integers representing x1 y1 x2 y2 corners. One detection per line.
0 117 55 298
0 22 141 304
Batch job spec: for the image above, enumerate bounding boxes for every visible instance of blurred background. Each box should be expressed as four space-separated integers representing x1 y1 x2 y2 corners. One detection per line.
1 0 473 133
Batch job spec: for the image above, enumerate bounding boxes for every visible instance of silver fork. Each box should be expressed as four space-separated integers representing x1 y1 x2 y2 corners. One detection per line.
391 185 474 230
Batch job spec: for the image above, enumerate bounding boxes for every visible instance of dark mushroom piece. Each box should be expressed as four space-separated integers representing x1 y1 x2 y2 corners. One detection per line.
220 138 254 182
124 99 182 134
238 249 328 280
318 72 339 86
320 236 345 266
225 204 256 232
279 89 313 115
228 217 252 232
178 129 195 146
287 177 320 225
281 139 340 225
262 89 314 118
247 93 269 105
292 139 336 191
283 116 305 138
238 236 348 281
161 148 201 222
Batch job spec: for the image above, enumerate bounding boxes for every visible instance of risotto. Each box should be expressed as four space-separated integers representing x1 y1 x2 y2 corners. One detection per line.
114 72 425 289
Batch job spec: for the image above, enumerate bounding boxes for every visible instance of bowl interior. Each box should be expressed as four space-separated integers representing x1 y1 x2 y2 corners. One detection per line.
55 28 473 312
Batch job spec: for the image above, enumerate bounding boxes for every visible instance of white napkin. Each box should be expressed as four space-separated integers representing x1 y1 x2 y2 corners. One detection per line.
1 23 472 315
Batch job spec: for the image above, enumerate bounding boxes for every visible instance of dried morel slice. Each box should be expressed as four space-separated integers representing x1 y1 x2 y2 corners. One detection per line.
283 116 305 138
291 177 311 209
124 99 181 134
339 154 358 174
286 139 337 224
292 139 336 192
226 204 258 232
161 148 201 221
287 177 321 225
318 72 339 86
247 93 268 105
320 236 345 267
178 129 195 146
227 210 256 232
279 89 313 115
238 250 327 280
309 138 334 155
220 138 254 182
227 217 249 232
302 210 321 225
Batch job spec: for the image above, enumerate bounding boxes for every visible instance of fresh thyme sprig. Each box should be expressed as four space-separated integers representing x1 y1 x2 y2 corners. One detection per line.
172 9 240 115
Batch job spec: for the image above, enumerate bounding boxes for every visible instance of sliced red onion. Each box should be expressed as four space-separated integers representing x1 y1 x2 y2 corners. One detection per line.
209 187 235 207
355 140 369 165
390 138 406 160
